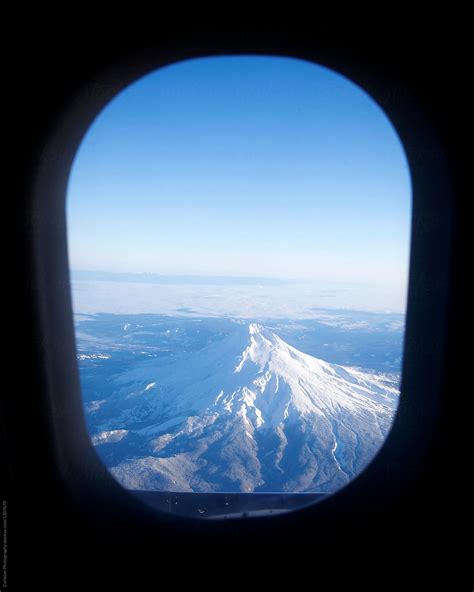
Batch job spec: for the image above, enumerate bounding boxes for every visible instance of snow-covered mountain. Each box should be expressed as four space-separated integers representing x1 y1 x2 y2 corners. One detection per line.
88 323 399 493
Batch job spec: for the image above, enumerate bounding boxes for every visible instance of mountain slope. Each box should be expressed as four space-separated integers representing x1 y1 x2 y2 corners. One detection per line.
88 323 399 493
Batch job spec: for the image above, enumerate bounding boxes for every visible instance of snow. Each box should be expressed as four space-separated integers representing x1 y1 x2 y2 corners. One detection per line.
92 429 128 445
77 353 111 360
107 323 398 430
90 323 400 493
135 416 187 436
85 399 107 413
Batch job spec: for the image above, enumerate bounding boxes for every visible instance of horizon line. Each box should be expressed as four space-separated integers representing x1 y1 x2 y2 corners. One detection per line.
71 268 367 287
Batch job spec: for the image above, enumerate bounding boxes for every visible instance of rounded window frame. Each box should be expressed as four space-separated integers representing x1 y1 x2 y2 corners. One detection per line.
29 46 454 523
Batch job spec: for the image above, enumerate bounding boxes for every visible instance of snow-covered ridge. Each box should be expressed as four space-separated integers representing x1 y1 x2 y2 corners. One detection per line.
89 323 400 494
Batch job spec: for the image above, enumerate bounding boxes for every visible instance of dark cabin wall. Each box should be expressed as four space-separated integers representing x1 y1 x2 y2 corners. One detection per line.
4 20 467 589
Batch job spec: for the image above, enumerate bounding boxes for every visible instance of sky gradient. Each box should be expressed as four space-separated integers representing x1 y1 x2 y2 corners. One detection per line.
67 56 411 310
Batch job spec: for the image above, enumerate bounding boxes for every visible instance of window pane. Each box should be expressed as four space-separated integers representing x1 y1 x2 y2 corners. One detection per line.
67 56 411 518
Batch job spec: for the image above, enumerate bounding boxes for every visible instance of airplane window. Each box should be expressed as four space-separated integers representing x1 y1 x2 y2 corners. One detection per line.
67 55 411 518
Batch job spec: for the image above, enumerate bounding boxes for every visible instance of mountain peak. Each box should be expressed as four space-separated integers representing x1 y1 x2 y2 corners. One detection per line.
248 322 268 335
95 322 400 493
248 322 279 344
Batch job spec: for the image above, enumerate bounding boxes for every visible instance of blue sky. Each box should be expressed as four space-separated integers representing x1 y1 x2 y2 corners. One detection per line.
67 55 411 306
